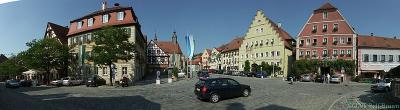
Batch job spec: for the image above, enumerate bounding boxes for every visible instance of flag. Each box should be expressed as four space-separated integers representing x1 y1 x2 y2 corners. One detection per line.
189 34 195 59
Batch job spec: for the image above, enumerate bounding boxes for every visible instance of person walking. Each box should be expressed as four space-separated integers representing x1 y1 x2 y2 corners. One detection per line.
327 73 331 84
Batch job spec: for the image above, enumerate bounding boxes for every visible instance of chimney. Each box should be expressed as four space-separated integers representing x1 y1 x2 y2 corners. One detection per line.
278 22 282 28
102 1 107 10
370 33 374 36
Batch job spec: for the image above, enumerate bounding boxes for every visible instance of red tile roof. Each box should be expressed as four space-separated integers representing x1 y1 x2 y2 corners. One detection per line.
154 41 182 54
47 22 69 44
358 35 400 49
315 3 337 11
221 37 244 53
269 21 295 49
0 54 7 63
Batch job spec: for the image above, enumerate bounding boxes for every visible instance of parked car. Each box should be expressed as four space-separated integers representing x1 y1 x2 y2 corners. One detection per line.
330 75 341 83
208 69 216 74
198 71 210 79
371 78 392 92
301 74 312 82
178 72 186 78
255 71 267 78
62 77 83 86
194 78 251 103
223 71 233 75
19 79 32 87
51 79 63 86
86 75 106 87
6 79 20 88
314 75 324 83
245 72 255 77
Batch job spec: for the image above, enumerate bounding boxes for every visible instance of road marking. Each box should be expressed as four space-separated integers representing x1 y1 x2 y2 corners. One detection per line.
328 95 346 110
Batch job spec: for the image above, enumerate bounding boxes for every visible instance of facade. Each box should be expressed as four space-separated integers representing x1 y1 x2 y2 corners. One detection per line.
358 35 400 78
43 22 69 45
220 37 243 71
188 56 202 73
42 22 70 79
238 10 295 77
67 2 147 84
296 3 357 74
297 3 357 60
209 47 224 70
146 32 183 74
201 49 211 69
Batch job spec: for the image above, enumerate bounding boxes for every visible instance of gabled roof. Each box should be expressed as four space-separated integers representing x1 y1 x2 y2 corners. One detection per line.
154 41 182 54
71 6 133 23
315 3 337 11
47 22 69 44
0 54 8 64
358 35 400 49
221 37 244 53
205 49 211 55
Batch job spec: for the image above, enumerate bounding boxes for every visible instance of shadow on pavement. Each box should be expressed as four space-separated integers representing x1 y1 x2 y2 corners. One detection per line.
255 104 296 110
226 103 245 110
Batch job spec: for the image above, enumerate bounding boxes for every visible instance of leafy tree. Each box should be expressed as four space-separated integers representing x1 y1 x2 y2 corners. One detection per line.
172 67 179 78
0 55 27 79
244 60 250 72
21 38 69 84
91 26 135 86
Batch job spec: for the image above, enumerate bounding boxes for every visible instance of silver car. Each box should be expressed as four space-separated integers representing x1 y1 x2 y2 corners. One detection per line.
330 75 341 83
62 77 83 86
301 74 312 82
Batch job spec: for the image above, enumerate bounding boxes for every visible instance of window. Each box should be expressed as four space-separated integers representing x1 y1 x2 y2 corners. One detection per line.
333 50 338 55
117 12 124 20
260 28 264 32
333 24 338 31
77 21 83 29
323 37 328 44
260 53 264 57
313 50 317 56
265 52 269 57
333 37 338 44
363 54 369 62
306 51 310 56
341 37 346 44
102 14 109 23
256 53 259 58
373 55 378 62
255 41 259 46
323 11 328 19
260 40 263 46
276 51 280 56
246 54 248 58
347 37 352 43
323 50 328 56
312 25 317 32
102 67 107 75
300 40 304 46
266 39 269 45
300 51 304 56
271 51 275 57
347 50 352 55
340 50 345 55
122 67 127 75
256 29 259 33
271 39 274 45
381 55 386 62
313 39 317 45
389 55 394 62
306 39 311 45
88 18 94 26
323 24 328 31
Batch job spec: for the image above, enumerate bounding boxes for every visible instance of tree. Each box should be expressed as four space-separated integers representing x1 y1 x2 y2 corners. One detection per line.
0 55 27 79
244 60 250 72
91 26 135 86
21 38 69 84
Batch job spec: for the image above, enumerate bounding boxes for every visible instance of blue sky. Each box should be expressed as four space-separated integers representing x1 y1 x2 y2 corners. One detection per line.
0 0 399 56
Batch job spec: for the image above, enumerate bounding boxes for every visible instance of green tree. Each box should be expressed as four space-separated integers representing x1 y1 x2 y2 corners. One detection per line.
244 60 250 72
21 38 69 84
172 67 179 78
0 55 27 79
91 26 135 86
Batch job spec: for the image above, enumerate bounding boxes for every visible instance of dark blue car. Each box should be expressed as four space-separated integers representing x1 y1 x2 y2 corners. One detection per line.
194 78 251 103
255 71 267 78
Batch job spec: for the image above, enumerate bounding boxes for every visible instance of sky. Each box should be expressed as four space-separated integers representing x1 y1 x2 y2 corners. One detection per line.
0 0 399 57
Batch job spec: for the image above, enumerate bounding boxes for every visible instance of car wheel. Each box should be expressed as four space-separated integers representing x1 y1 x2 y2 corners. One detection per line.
210 93 220 103
242 89 250 97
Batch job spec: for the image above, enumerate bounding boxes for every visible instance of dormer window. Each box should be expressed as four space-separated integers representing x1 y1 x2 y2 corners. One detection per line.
102 14 109 23
77 21 83 29
323 11 328 19
312 25 317 33
117 11 124 20
88 18 94 27
323 24 327 32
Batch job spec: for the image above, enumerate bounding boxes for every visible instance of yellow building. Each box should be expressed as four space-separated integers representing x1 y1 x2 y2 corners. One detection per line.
238 10 295 77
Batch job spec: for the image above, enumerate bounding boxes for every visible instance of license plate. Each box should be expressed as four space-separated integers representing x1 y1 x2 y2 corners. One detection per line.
196 88 200 91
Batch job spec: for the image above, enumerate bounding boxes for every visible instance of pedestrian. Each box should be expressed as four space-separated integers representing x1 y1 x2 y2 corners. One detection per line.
290 76 294 85
322 74 326 84
327 73 331 84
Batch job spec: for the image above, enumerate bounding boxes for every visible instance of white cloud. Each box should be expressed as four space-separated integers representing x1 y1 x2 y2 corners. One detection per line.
0 0 20 5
